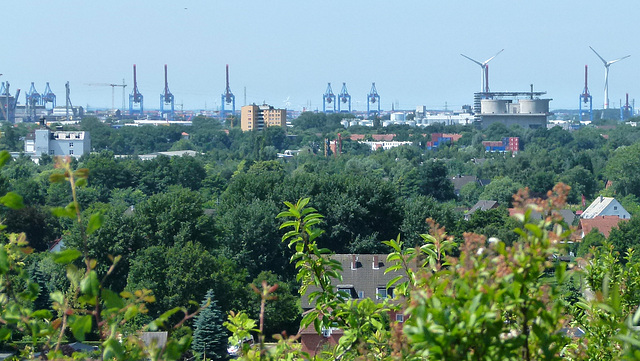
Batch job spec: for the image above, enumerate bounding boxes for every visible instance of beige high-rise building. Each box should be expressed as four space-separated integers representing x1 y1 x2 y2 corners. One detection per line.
241 104 286 131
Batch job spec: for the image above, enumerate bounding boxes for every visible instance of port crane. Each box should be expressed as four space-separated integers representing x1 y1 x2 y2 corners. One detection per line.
86 81 127 111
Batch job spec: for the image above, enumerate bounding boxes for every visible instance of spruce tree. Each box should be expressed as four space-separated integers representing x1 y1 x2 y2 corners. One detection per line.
191 289 227 360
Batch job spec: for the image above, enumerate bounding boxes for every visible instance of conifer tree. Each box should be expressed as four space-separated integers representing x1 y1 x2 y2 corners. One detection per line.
191 289 227 360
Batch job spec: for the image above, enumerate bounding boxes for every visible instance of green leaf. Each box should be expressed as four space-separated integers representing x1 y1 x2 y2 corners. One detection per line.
0 151 10 167
31 309 53 320
50 291 65 305
53 249 82 264
0 248 9 274
102 288 124 310
52 203 77 219
156 307 182 324
300 311 319 330
80 270 100 297
0 192 24 210
124 305 138 321
617 334 640 349
386 275 404 289
70 315 92 341
86 212 104 235
103 337 124 360
0 328 11 341
49 172 66 183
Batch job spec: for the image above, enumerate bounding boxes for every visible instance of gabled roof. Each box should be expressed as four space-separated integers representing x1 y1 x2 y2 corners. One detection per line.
468 200 499 214
301 254 413 309
451 175 477 192
47 238 65 252
581 196 628 219
508 208 575 225
580 216 628 238
371 134 395 141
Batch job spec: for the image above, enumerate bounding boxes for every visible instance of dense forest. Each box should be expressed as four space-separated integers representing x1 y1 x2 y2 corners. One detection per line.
3 112 640 359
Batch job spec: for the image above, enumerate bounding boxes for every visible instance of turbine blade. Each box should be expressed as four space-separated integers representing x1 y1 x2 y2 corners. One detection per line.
589 46 608 65
483 49 504 65
460 54 483 66
608 55 631 65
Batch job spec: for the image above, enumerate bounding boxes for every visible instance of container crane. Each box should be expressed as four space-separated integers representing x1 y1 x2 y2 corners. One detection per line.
42 82 56 110
579 65 593 122
86 81 127 111
367 82 380 116
621 93 634 121
220 64 235 120
129 64 144 116
65 81 77 121
0 82 20 122
26 82 42 122
338 82 351 113
160 64 175 120
323 83 336 113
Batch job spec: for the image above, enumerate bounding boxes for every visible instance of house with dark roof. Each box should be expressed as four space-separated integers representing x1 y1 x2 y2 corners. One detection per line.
300 254 413 355
451 175 491 197
508 208 576 226
465 200 499 220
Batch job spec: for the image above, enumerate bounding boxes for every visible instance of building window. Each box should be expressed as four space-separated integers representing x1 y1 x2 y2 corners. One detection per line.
376 287 393 299
614 206 618 210
69 142 74 147
49 150 55 155
338 288 351 298
396 314 404 323
69 150 74 155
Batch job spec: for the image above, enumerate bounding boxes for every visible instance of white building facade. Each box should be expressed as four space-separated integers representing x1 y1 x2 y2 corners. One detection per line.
24 129 91 157
581 196 631 220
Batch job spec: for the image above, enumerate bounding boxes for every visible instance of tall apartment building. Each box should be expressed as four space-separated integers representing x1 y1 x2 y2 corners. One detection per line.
241 104 286 131
24 128 91 157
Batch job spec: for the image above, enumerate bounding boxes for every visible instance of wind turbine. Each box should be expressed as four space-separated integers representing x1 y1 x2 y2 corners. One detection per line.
589 46 630 109
461 49 504 93
283 96 292 109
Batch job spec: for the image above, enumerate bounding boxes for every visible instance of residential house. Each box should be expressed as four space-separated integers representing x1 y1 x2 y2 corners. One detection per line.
580 216 628 238
465 200 499 220
581 196 630 220
24 127 91 158
451 175 491 197
300 254 413 356
508 208 576 226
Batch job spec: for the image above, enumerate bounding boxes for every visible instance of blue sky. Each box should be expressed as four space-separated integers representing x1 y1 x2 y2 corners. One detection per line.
2 0 637 111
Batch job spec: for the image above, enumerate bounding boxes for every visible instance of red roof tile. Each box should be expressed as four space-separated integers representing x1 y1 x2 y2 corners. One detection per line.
372 134 395 141
580 216 628 238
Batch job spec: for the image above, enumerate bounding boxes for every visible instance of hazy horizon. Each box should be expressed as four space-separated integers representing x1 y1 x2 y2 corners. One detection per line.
2 0 637 112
